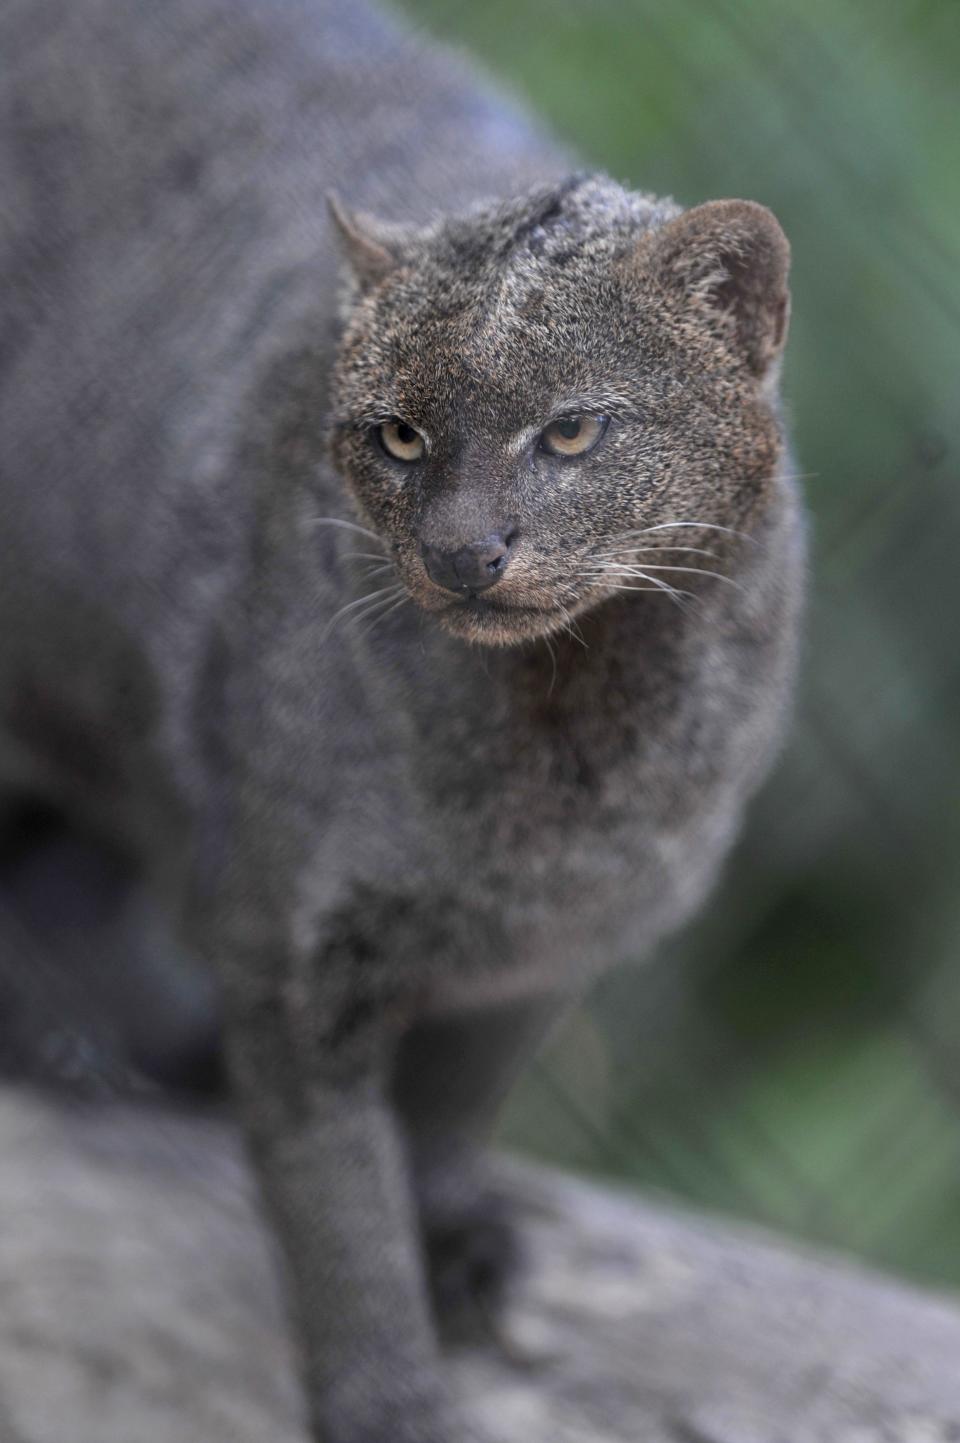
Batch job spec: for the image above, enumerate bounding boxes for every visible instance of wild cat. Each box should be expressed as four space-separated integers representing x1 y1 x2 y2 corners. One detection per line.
0 0 803 1437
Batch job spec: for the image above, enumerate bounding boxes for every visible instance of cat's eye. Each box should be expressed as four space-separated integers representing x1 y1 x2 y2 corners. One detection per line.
539 414 608 458
377 419 426 463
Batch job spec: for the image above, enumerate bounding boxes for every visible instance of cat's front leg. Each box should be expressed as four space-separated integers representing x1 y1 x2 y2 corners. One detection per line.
393 998 563 1344
217 918 487 1443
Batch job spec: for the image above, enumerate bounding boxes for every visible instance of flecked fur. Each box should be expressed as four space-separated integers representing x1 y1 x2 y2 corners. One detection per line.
0 1 805 1439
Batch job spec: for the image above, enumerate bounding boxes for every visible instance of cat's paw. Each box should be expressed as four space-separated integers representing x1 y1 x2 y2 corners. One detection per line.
421 1189 525 1345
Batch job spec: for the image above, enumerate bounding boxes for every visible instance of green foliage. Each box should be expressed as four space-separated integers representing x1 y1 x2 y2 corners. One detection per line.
398 0 960 1289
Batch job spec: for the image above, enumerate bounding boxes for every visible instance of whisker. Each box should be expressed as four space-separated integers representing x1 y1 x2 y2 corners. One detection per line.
585 580 697 599
354 586 406 619
308 516 385 545
557 603 588 650
777 470 819 485
590 544 722 562
352 588 409 631
581 570 696 610
592 562 744 593
354 562 396 581
614 521 753 542
321 584 404 640
342 550 394 564
543 633 559 697
356 591 410 638
583 581 686 594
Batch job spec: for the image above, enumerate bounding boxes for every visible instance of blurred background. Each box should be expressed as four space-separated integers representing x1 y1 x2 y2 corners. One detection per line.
391 0 960 1291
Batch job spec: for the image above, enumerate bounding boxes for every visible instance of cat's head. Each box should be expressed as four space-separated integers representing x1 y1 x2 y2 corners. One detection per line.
328 175 790 646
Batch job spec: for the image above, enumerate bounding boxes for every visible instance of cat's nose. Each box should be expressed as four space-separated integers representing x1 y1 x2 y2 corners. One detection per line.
421 530 517 595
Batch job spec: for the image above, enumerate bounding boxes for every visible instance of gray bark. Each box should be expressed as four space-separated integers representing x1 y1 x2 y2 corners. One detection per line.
0 1089 958 1443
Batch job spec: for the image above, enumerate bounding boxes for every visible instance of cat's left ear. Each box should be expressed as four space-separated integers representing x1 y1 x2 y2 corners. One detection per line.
646 200 790 379
326 192 404 289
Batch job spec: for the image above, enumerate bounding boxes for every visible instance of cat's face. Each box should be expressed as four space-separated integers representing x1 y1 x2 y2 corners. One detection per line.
330 178 789 646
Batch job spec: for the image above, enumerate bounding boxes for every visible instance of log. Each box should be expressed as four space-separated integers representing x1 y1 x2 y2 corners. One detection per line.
1 1089 958 1443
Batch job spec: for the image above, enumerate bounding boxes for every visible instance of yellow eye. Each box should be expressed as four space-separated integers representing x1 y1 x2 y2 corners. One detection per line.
378 419 425 463
539 414 608 458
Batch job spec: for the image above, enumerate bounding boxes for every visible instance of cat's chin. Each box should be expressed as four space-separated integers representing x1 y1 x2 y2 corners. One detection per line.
434 595 580 647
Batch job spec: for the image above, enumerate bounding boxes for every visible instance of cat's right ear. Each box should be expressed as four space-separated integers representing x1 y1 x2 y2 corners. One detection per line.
327 193 401 290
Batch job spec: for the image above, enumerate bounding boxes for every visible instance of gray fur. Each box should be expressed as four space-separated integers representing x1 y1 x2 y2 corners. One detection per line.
0 1 805 1439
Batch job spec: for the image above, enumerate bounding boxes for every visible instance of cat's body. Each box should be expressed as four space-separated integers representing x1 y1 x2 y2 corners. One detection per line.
0 0 804 1438
0 0 552 865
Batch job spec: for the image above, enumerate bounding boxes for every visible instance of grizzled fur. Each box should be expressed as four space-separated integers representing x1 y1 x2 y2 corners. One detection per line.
0 0 804 1440
331 178 789 648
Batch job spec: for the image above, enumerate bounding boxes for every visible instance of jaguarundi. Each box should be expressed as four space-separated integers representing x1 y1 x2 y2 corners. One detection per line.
0 0 805 1438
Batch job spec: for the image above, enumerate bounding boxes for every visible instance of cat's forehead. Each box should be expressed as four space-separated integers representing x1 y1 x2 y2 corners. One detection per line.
411 176 673 314
341 177 681 424
370 268 600 430
381 276 606 428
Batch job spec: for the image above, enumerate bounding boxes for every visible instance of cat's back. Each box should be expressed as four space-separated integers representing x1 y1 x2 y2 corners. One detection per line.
0 0 558 511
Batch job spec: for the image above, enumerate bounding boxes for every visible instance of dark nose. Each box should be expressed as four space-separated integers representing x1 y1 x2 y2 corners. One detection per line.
421 530 517 595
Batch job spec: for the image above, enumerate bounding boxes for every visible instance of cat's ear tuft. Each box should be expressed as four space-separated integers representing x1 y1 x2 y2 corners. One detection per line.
326 192 399 289
649 200 790 378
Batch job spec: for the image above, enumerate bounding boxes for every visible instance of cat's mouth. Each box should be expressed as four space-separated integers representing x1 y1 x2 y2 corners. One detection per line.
439 591 578 645
386 538 597 646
